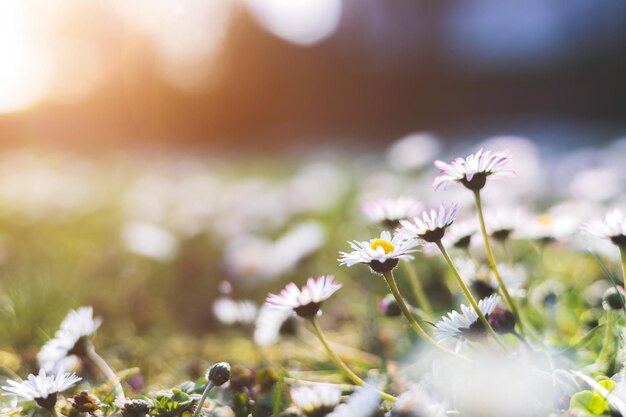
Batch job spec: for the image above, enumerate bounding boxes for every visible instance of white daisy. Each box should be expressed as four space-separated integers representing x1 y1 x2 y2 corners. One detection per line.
434 295 500 342
326 384 380 417
212 297 258 326
38 306 102 373
581 208 626 248
361 197 423 228
291 384 341 416
390 385 446 417
338 230 420 274
1 369 81 410
397 204 458 243
443 219 477 249
432 148 515 191
265 276 342 318
254 304 299 346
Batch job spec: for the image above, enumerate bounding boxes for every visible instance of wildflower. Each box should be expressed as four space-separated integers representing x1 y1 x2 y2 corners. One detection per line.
1 369 81 410
443 219 477 250
487 306 517 335
390 386 446 417
291 384 341 417
397 204 458 243
432 148 515 191
326 384 381 417
434 295 500 342
38 306 102 373
212 297 257 326
581 208 626 248
361 197 423 229
114 398 152 417
69 391 101 415
253 305 299 346
378 294 402 317
339 231 420 274
266 276 341 318
207 362 231 387
603 286 626 311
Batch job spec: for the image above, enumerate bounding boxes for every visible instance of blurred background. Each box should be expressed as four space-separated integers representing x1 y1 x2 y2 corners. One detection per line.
1 0 626 384
0 0 625 150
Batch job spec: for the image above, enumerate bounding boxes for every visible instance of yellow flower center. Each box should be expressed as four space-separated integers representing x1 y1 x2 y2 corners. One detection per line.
538 214 552 225
370 239 395 254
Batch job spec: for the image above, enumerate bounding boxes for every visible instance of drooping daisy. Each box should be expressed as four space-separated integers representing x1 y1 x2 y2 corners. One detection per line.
581 208 626 248
338 230 420 274
397 204 458 243
1 369 81 410
434 295 500 342
253 305 300 346
432 148 515 191
291 384 342 417
38 307 102 373
361 197 423 229
265 276 342 318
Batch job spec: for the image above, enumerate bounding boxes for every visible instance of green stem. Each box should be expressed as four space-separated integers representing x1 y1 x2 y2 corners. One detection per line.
192 381 215 417
473 190 524 334
435 240 510 352
619 245 626 282
86 345 124 399
597 310 614 372
309 317 397 402
403 261 434 319
382 271 468 359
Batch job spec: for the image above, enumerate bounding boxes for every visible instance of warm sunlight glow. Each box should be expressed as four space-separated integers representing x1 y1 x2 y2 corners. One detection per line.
0 1 51 113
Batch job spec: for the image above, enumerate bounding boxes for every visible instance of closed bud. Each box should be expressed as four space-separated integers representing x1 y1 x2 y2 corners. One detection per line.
207 362 231 387
488 306 516 335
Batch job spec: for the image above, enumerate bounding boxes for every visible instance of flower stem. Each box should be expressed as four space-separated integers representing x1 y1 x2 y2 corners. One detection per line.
403 261 433 319
382 271 468 360
620 246 626 283
192 381 215 417
473 190 524 334
435 240 510 352
597 310 614 372
86 345 124 399
309 317 397 402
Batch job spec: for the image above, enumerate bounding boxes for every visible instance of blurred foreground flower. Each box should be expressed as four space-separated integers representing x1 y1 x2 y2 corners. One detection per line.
1 369 81 410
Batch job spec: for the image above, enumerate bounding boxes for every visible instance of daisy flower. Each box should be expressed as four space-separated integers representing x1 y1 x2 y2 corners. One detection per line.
338 230 420 274
443 219 477 250
361 197 423 228
326 384 381 417
432 148 515 191
397 204 458 243
434 294 500 343
38 307 102 373
265 276 342 318
291 384 341 416
581 208 626 248
390 386 446 417
1 369 81 410
253 305 299 346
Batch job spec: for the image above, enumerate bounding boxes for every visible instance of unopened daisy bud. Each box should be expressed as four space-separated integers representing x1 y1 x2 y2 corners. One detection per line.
207 362 231 387
378 294 402 317
70 391 101 415
602 286 626 311
116 398 152 417
488 305 516 335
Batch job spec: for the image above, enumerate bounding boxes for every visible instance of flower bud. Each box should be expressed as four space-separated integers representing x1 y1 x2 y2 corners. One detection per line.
206 362 231 387
603 286 625 311
488 306 516 335
378 294 402 317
